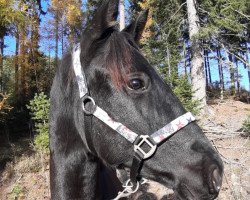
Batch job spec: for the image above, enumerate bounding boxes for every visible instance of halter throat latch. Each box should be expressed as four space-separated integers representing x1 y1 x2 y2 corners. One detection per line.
128 135 157 187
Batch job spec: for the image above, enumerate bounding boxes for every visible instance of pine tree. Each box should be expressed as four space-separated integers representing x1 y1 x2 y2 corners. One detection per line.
198 0 249 96
50 0 84 53
0 0 24 93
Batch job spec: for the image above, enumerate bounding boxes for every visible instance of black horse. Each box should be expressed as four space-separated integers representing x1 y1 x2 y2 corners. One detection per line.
49 0 223 199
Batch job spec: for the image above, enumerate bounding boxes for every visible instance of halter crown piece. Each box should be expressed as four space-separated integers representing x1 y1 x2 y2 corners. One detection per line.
72 45 196 199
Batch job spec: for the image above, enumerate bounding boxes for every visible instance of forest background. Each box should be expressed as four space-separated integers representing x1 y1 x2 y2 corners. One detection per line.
0 0 249 143
0 0 250 198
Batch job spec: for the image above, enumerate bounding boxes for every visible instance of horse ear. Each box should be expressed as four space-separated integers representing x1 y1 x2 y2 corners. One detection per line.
80 0 119 62
123 9 149 43
89 0 119 39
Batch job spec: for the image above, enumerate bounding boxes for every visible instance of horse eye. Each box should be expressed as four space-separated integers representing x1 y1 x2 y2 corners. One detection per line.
128 78 145 90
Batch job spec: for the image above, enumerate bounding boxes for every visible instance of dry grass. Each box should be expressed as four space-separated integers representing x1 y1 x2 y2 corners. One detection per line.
201 100 250 200
0 140 50 200
209 135 250 200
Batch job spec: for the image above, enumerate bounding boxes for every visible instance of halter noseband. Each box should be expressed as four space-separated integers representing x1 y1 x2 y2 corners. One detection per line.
73 45 196 199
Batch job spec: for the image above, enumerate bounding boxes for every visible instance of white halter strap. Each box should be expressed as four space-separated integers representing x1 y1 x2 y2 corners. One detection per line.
73 44 88 98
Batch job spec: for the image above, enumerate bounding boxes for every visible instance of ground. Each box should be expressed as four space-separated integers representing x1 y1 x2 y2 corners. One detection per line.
201 100 250 200
0 99 249 200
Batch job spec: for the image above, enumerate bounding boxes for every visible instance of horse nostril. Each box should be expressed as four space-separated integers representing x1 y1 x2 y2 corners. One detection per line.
210 168 222 194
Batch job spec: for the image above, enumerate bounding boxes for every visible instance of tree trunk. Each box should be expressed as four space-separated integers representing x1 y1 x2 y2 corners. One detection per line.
119 0 125 30
19 28 27 105
61 24 64 56
68 27 74 49
204 50 208 88
217 48 224 100
206 50 212 85
30 2 40 94
228 53 235 95
0 37 4 93
187 0 206 111
235 59 240 96
204 49 211 84
15 31 20 97
18 0 29 106
167 45 172 87
55 10 59 69
245 43 250 98
183 41 187 76
247 64 250 104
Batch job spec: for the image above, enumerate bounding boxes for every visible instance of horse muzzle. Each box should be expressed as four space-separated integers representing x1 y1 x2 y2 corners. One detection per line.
174 157 223 200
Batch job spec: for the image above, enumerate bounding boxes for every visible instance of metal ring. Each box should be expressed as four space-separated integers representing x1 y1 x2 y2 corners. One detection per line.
82 96 96 115
124 179 140 193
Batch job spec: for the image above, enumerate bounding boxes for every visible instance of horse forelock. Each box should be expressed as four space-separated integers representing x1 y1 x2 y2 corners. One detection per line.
105 31 134 89
80 29 137 89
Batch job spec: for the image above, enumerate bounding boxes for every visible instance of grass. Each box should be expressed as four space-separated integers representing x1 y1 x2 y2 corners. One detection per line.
9 184 24 200
1 138 49 200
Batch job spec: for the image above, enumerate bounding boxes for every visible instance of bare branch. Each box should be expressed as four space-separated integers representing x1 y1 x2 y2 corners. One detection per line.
166 2 187 24
218 42 250 68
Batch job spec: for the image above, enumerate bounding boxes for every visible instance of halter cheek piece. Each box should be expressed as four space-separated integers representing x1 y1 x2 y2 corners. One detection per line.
73 45 196 199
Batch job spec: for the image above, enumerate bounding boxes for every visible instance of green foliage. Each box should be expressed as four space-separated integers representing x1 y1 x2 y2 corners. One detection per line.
33 126 49 152
27 93 50 153
197 0 249 49
9 184 23 200
0 0 25 37
242 115 250 134
2 56 15 94
167 74 200 114
27 93 49 122
199 0 249 33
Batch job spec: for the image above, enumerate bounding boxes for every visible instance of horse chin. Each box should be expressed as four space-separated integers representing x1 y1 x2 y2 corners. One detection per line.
144 178 217 200
142 180 174 199
143 181 194 200
173 184 219 200
173 185 196 200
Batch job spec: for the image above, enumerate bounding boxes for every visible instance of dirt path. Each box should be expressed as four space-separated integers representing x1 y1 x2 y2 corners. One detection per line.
0 100 249 200
201 100 250 200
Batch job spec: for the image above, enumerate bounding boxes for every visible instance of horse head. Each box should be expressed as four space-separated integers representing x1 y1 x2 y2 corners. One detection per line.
50 0 223 199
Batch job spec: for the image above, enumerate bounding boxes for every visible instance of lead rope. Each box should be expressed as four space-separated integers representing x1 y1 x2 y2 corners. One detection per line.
72 44 196 200
113 178 148 200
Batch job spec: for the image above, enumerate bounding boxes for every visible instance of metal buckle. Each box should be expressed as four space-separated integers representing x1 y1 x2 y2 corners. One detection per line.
134 135 157 159
82 96 96 115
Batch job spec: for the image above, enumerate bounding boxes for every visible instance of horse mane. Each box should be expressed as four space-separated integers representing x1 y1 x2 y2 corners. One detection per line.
105 31 135 89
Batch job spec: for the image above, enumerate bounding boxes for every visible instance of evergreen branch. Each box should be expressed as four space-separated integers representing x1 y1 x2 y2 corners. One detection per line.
166 2 187 24
231 9 250 20
198 7 210 15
